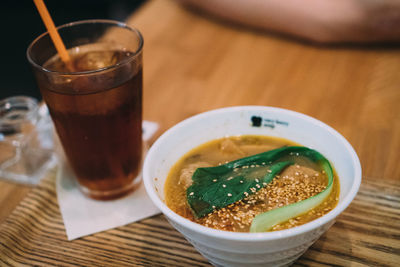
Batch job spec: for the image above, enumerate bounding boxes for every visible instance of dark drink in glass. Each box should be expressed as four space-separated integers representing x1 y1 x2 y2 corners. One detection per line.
27 20 143 200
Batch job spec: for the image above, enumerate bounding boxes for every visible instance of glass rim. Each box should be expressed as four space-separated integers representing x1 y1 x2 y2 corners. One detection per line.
26 19 144 76
0 96 39 126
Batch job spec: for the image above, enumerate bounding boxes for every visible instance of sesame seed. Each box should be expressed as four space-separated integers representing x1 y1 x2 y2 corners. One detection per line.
191 166 335 233
213 179 217 182
255 179 260 183
189 192 194 196
222 184 226 188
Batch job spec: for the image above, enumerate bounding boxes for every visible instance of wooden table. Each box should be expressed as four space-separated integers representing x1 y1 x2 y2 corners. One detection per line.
1 0 399 266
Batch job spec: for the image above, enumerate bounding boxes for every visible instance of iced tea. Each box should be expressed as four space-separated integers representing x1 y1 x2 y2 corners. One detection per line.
27 20 144 200
42 50 142 199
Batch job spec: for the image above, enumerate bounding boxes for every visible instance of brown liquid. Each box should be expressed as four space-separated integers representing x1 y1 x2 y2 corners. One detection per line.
40 50 142 199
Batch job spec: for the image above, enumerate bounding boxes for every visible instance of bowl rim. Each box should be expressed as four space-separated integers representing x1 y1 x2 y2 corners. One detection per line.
143 106 362 241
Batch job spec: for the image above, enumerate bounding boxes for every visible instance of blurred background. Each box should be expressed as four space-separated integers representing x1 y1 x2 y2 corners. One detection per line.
0 0 146 101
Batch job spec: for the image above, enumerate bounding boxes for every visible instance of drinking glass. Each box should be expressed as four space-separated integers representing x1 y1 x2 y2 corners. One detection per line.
27 20 143 200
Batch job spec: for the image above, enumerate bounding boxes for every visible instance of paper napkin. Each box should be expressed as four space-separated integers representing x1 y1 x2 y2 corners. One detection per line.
56 121 161 240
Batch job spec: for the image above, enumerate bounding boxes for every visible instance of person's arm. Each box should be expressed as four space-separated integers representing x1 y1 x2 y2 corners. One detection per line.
177 0 400 43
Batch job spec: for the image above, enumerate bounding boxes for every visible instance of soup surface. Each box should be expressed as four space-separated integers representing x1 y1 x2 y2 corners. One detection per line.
165 135 339 232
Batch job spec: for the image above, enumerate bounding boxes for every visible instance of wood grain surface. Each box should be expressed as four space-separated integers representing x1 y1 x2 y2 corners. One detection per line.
1 169 399 266
1 0 399 265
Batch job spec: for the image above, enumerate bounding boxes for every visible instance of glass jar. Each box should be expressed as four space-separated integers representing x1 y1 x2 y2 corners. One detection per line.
0 96 56 184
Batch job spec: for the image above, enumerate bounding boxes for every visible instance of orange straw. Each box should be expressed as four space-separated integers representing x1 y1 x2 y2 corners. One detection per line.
33 0 72 69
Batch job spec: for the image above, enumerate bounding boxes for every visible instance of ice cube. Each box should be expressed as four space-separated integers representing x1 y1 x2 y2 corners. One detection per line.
74 51 121 71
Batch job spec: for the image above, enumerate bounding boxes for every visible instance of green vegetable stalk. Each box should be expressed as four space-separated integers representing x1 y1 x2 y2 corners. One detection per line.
186 146 334 232
250 150 333 232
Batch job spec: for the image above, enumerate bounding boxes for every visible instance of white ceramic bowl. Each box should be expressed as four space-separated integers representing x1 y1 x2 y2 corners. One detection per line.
143 106 361 267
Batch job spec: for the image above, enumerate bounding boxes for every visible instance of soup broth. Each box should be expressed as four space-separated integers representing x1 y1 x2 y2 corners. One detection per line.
165 135 339 232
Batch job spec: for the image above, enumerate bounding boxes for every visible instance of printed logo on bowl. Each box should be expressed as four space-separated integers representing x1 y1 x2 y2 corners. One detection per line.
250 115 289 129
